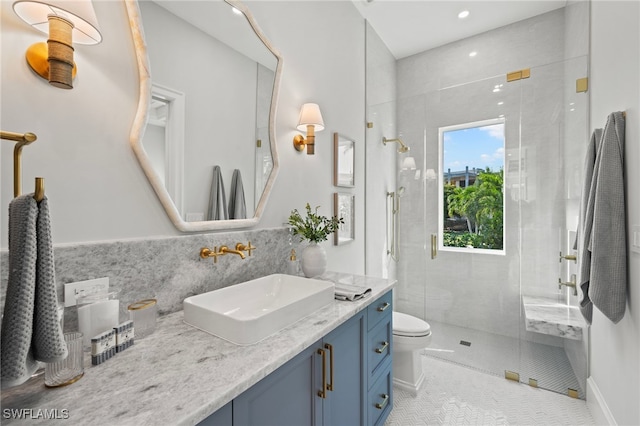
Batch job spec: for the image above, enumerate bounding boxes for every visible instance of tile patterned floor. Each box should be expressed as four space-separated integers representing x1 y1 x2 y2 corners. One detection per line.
423 320 585 399
386 356 596 425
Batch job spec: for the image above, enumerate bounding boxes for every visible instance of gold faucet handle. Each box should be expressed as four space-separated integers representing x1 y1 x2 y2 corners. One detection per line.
200 247 222 263
559 251 577 263
236 241 256 256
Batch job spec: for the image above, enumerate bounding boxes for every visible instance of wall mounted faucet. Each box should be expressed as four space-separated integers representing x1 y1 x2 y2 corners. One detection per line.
559 274 577 296
200 242 256 263
220 246 246 259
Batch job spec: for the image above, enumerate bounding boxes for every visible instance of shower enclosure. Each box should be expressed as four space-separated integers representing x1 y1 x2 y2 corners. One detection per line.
365 4 590 399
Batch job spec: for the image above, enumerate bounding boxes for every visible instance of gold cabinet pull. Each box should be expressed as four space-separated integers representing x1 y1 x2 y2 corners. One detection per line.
431 234 437 259
317 348 327 399
377 302 391 312
324 343 334 391
375 341 389 354
375 394 389 410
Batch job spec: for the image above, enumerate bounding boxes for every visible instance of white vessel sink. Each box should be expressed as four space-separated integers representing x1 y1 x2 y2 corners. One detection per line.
183 274 335 345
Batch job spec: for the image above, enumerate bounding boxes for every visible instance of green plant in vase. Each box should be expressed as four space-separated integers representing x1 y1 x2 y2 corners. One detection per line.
288 203 344 277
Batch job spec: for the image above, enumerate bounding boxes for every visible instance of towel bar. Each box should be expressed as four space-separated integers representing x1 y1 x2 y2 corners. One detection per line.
1 130 45 201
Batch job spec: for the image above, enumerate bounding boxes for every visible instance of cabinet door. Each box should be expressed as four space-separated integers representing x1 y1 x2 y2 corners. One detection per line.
199 401 232 426
321 313 365 426
233 343 321 426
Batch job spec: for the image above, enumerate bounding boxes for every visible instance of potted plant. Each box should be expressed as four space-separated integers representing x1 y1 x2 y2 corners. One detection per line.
288 203 344 277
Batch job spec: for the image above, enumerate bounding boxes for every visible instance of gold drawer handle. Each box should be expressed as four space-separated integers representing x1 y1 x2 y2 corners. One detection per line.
317 348 326 399
375 394 389 410
324 343 334 391
377 302 391 312
375 341 389 354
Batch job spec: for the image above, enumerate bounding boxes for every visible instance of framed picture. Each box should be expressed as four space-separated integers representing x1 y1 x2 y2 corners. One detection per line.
334 192 355 245
333 133 355 187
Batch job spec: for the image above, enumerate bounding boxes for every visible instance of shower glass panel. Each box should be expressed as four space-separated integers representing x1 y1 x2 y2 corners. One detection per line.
395 74 523 380
389 55 589 398
517 56 589 398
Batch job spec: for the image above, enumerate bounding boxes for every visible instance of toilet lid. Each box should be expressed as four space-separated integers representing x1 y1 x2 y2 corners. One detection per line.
393 312 431 337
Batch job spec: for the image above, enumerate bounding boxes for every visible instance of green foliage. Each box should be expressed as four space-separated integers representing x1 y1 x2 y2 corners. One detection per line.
444 168 504 250
288 203 344 243
443 231 483 248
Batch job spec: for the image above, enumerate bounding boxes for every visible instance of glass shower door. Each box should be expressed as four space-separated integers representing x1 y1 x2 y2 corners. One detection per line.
517 56 589 398
395 74 524 379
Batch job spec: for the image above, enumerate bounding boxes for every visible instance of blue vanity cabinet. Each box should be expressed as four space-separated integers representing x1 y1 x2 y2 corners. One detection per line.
201 290 395 426
366 291 393 426
233 343 321 426
232 311 365 426
198 401 232 426
321 311 366 426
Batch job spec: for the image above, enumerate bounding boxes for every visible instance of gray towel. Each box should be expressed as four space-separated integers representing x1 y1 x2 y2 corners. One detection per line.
207 166 228 221
1 195 67 389
587 112 627 323
577 128 602 323
228 169 246 220
334 283 372 301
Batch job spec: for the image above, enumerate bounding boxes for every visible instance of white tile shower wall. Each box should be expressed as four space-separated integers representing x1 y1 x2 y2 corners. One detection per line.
0 228 296 320
394 7 589 341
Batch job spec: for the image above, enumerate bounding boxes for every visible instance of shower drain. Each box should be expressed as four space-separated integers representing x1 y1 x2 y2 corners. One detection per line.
459 340 471 347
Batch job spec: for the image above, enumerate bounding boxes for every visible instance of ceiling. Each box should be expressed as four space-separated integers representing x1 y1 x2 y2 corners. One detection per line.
352 0 568 59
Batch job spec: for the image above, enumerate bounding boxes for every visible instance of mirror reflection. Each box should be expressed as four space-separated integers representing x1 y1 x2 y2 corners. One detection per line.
131 0 281 231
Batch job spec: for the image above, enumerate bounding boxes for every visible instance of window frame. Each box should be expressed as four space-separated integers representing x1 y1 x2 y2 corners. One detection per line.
438 117 506 256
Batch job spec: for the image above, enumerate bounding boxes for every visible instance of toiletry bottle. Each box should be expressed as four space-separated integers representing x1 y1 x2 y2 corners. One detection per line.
287 249 299 276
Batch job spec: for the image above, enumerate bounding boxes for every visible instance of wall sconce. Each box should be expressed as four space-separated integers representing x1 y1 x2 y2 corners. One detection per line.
13 0 102 89
293 103 324 155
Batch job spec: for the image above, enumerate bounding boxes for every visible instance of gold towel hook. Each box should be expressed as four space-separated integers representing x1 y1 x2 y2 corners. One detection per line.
1 130 44 200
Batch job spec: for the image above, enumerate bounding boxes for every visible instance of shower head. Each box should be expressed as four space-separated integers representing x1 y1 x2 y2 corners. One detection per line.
397 186 406 197
382 137 410 153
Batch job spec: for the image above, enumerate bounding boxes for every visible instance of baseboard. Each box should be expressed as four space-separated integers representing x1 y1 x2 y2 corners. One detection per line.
586 376 617 425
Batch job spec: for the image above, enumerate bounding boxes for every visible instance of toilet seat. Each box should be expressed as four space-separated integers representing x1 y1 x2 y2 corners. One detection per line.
393 311 431 337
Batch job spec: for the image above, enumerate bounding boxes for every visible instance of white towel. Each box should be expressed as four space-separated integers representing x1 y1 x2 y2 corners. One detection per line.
228 169 247 220
207 166 228 221
1 195 67 389
586 112 627 323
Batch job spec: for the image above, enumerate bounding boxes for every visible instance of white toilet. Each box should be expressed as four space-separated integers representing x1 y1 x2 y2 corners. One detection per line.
392 311 432 394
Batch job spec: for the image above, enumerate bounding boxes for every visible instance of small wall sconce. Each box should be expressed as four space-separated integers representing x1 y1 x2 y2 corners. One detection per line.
401 157 416 171
13 0 102 89
293 103 324 155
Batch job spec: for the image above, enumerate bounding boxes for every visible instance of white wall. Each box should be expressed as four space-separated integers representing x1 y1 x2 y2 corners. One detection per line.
140 0 258 219
588 1 640 424
0 1 366 275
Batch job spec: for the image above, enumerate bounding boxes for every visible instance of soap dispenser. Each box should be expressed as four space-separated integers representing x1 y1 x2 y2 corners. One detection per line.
287 249 300 276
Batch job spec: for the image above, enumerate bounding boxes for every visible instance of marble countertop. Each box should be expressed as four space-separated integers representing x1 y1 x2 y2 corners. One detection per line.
1 273 395 426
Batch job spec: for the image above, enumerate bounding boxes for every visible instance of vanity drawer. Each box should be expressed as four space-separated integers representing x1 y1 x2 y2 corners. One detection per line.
367 362 393 426
367 290 392 331
368 316 392 382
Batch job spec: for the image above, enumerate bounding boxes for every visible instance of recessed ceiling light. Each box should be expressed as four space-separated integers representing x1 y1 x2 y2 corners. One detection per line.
469 51 477 57
458 10 470 19
497 101 504 105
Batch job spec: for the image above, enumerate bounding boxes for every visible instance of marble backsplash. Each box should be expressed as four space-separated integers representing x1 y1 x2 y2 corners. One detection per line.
0 227 301 322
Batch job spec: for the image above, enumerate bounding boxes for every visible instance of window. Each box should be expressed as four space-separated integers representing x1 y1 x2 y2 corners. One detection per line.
439 118 505 254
